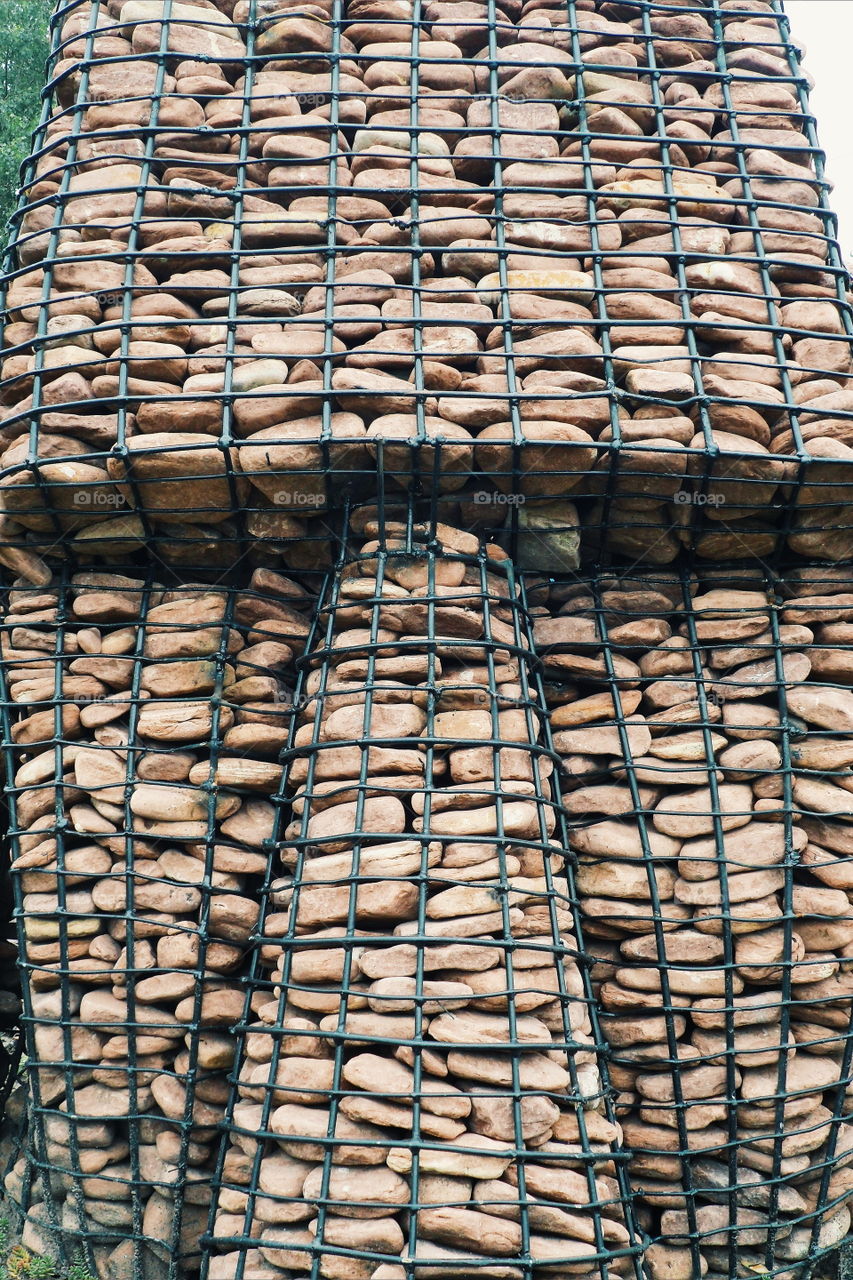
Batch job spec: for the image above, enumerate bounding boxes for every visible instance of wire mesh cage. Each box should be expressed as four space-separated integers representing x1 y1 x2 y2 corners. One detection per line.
3 0 853 1277
0 568 317 1278
1 0 852 578
205 518 647 1280
532 560 853 1279
4 517 853 1278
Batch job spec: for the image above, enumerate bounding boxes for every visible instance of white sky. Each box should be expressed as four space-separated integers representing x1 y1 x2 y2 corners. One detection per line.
784 0 853 263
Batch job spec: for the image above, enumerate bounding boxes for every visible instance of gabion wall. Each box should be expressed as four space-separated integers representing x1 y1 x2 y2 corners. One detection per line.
0 0 851 574
0 2 852 1280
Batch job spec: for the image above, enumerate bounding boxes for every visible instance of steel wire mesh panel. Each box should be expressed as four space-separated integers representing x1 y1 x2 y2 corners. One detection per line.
0 0 852 576
0 569 316 1279
532 563 853 1279
4 1 853 1277
205 520 646 1280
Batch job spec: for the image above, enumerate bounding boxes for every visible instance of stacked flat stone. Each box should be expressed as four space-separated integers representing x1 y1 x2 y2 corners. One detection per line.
3 0 853 1275
535 569 853 1280
0 568 313 1278
1 0 852 573
208 523 643 1280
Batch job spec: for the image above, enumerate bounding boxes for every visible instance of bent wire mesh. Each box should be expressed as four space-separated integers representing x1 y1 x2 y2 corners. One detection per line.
205 519 646 1280
533 565 853 1279
3 2 853 1280
0 0 851 577
0 570 317 1277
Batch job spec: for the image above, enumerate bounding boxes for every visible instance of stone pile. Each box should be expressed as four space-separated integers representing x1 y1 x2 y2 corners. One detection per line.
1 0 852 571
2 1 853 1277
208 523 644 1280
0 568 314 1278
534 568 853 1279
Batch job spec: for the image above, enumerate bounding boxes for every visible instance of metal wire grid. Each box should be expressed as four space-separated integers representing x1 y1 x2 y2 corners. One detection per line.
0 542 851 1277
1 0 850 1274
0 0 852 571
204 521 647 1280
532 563 853 1278
0 569 315 1280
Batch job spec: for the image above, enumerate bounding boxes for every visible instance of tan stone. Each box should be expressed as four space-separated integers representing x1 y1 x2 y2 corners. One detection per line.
653 784 753 837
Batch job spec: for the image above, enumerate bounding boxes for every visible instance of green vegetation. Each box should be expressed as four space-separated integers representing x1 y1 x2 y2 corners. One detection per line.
7 1249 56 1279
66 1258 98 1280
0 1 51 238
0 1223 97 1280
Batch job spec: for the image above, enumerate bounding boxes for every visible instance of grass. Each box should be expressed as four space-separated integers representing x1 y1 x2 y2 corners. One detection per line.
0 1222 97 1280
